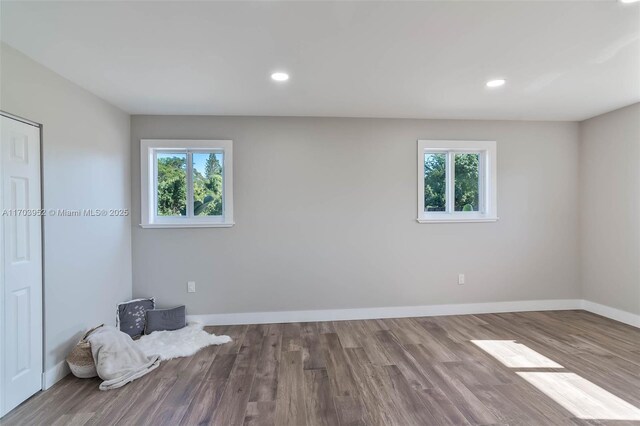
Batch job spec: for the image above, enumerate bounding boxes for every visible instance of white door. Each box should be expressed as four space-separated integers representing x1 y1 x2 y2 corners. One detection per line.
0 114 43 417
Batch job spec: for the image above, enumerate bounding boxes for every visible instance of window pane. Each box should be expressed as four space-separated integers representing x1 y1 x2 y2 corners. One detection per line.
454 153 480 212
157 153 187 216
424 153 446 212
192 152 224 216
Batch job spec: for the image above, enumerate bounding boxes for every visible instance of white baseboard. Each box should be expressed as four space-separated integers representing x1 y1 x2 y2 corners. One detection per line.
42 360 69 390
581 300 640 328
188 299 640 329
187 298 583 326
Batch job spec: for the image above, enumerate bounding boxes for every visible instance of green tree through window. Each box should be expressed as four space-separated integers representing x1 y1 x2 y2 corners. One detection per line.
454 153 479 211
156 152 224 217
424 152 480 213
424 153 446 211
193 152 223 216
157 154 187 216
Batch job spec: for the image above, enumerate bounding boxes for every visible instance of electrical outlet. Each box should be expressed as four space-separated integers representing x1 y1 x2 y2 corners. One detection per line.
187 281 196 293
458 273 465 285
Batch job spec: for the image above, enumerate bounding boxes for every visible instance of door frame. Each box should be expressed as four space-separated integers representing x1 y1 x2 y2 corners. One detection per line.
0 110 45 416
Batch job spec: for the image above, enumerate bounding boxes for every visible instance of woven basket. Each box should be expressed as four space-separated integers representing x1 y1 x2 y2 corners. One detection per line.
66 324 103 378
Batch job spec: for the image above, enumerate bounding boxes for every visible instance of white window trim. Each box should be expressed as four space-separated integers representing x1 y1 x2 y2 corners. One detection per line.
140 139 234 228
417 139 498 223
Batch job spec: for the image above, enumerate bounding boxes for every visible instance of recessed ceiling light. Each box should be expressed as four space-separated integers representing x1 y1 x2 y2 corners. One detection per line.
271 72 289 82
620 0 639 3
486 79 506 88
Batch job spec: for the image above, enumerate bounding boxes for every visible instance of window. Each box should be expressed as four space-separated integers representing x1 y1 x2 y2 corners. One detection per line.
140 139 234 228
417 140 497 223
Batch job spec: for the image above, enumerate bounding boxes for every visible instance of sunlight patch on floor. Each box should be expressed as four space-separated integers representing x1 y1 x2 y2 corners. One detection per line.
517 372 640 420
471 340 564 368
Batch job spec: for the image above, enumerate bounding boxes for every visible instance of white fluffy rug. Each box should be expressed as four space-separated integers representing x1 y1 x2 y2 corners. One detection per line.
135 322 232 360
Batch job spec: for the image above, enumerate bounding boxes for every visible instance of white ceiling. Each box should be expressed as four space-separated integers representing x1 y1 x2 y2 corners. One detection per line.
1 1 639 121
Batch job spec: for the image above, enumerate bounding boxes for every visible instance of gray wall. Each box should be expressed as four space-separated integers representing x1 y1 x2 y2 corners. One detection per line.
1 44 132 370
579 103 640 315
131 116 580 315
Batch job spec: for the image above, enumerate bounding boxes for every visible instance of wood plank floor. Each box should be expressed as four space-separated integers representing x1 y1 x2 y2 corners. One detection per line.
3 310 640 425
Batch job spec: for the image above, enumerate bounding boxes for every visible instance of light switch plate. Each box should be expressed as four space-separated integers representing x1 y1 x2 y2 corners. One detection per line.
187 281 196 293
